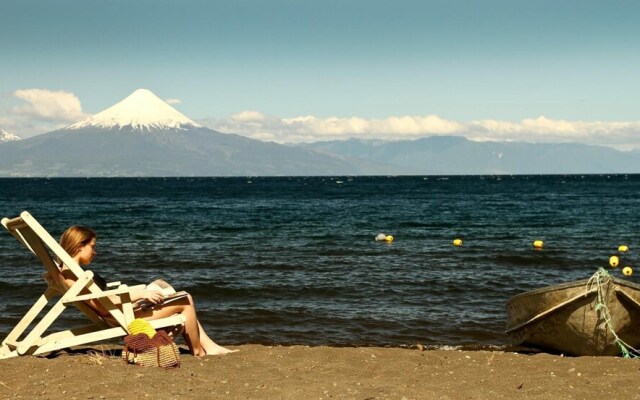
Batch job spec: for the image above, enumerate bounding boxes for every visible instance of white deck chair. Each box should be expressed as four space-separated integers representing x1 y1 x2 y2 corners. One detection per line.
0 211 185 359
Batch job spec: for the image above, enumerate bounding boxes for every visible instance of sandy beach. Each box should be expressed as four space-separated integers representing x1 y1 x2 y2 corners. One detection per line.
1 344 639 399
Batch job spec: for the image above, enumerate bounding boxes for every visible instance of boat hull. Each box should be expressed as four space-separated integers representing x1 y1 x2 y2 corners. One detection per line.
505 276 640 356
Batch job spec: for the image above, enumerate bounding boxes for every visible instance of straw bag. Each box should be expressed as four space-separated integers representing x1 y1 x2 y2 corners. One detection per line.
122 319 180 368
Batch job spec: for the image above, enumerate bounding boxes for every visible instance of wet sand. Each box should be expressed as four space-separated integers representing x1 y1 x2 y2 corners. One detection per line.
1 344 639 399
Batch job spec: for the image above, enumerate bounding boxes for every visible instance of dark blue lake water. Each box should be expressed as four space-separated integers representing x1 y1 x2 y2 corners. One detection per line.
0 175 639 348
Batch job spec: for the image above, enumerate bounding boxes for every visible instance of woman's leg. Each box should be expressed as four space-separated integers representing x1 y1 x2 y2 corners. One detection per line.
197 321 237 355
136 294 206 356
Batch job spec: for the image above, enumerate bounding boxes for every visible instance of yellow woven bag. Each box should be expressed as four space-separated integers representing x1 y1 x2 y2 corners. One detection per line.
122 319 180 368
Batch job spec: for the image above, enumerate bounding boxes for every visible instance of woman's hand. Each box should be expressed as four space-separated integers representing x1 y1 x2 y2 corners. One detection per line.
140 289 165 305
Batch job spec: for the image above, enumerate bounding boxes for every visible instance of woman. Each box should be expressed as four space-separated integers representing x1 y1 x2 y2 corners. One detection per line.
57 225 235 357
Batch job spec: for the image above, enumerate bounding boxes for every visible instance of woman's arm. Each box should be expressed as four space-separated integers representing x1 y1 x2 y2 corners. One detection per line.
61 272 164 311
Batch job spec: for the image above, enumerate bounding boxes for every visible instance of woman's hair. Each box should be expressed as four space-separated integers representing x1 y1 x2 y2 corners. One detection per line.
58 225 97 262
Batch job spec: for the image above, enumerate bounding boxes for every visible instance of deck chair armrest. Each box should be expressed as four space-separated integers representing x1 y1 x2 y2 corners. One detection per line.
62 284 146 304
106 281 122 288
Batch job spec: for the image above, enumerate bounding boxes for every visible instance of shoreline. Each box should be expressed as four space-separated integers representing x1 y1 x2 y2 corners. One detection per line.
1 344 638 399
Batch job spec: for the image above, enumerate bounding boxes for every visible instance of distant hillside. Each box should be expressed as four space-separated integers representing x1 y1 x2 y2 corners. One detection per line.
0 126 369 177
301 136 640 174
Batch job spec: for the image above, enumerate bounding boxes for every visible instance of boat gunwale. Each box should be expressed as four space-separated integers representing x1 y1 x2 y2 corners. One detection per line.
506 276 640 305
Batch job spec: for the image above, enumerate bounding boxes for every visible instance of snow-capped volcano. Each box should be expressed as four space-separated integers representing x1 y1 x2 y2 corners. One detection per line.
0 129 21 142
0 87 367 176
70 88 201 131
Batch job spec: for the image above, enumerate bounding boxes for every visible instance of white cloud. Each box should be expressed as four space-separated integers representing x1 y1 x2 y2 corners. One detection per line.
468 117 640 149
12 89 86 121
165 98 181 105
278 114 464 137
231 111 266 122
201 113 466 143
199 113 640 150
0 89 88 138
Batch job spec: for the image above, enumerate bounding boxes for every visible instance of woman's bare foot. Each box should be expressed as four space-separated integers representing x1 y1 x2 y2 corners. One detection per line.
204 342 238 355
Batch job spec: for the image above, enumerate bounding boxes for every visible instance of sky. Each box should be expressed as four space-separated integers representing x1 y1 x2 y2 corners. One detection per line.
1 0 639 148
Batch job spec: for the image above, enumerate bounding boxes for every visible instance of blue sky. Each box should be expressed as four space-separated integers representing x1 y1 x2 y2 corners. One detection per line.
1 0 639 147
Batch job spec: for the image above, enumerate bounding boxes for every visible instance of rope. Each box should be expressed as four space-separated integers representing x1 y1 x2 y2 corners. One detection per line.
586 268 640 358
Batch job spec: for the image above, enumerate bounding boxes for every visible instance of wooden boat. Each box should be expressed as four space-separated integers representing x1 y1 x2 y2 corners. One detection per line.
505 271 640 356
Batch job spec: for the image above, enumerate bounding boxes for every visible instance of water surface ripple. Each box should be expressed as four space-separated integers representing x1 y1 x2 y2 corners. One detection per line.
0 175 638 347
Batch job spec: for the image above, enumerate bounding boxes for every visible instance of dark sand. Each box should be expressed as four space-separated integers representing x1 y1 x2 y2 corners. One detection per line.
1 345 639 399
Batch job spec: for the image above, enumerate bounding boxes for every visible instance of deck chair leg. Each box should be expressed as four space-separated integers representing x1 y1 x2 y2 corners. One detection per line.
16 301 67 355
17 274 91 355
0 346 18 360
2 288 56 349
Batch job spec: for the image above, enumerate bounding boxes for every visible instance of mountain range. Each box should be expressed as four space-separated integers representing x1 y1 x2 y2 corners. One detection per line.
1 89 639 176
0 89 374 177
303 137 640 175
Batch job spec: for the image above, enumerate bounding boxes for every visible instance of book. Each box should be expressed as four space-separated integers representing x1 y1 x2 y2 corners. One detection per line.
134 282 189 311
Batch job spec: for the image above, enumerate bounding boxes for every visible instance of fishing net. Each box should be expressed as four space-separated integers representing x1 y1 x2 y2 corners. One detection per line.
586 267 640 358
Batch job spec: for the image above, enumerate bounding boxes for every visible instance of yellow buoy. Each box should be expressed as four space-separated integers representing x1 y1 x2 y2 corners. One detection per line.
609 256 620 268
453 238 463 246
533 240 544 249
618 245 630 252
385 235 394 243
623 266 633 276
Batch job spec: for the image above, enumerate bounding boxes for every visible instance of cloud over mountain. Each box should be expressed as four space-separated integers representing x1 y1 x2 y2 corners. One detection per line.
12 89 87 121
200 113 640 150
0 89 89 138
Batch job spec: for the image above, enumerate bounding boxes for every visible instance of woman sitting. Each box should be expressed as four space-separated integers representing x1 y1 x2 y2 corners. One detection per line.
55 225 235 357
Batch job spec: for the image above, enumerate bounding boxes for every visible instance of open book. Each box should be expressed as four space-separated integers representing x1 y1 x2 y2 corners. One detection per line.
134 281 189 311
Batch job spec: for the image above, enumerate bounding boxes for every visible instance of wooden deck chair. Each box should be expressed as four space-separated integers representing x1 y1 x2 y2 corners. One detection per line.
0 211 186 359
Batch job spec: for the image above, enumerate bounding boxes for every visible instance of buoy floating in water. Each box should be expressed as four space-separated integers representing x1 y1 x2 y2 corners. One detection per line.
533 240 544 249
453 238 463 246
609 256 620 268
375 233 394 243
619 245 630 252
623 266 633 276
